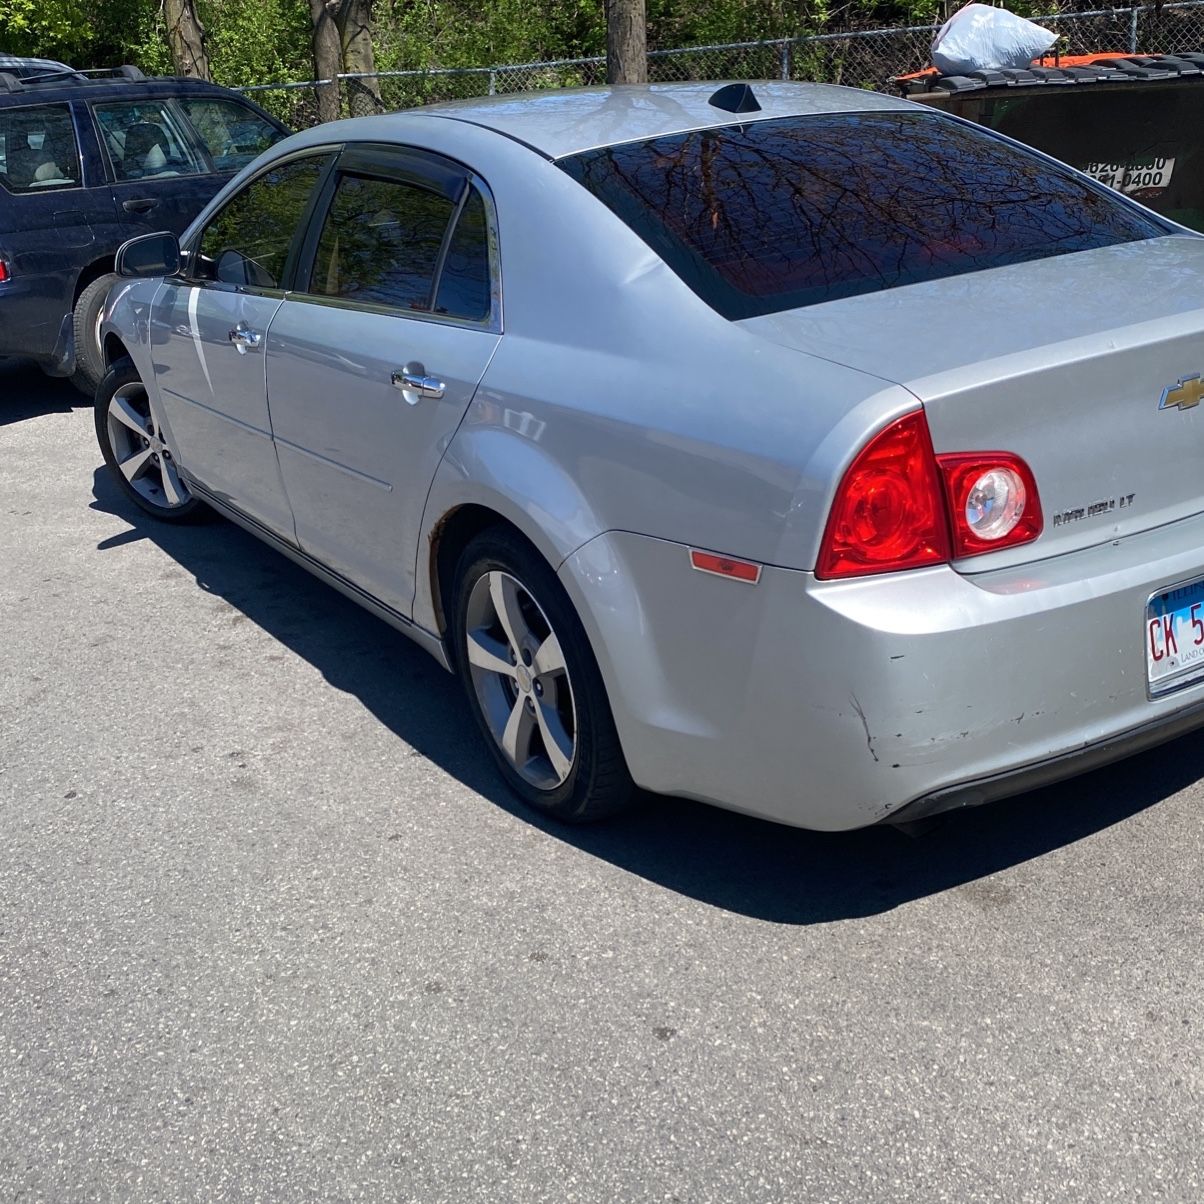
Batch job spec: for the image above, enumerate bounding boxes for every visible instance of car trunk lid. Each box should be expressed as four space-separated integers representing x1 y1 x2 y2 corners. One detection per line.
741 234 1204 570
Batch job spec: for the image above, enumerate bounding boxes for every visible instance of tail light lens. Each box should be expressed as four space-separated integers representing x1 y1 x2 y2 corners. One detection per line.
817 410 949 579
817 409 1041 580
0 258 9 284
937 453 1042 558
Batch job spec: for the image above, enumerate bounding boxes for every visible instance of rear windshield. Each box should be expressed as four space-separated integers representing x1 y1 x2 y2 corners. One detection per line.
557 111 1168 319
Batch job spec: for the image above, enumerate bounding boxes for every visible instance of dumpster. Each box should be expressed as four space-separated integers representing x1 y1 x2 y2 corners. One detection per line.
898 54 1204 230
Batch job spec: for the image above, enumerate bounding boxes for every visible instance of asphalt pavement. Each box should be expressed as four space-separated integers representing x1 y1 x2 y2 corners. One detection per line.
3 357 1204 1202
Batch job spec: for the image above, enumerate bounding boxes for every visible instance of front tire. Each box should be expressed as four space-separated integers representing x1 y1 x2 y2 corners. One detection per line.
95 357 208 523
453 529 636 823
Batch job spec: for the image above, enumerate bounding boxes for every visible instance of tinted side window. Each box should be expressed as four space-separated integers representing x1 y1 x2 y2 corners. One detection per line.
0 104 80 193
93 100 207 181
435 188 491 321
196 156 326 289
559 112 1169 318
177 97 282 173
309 174 455 311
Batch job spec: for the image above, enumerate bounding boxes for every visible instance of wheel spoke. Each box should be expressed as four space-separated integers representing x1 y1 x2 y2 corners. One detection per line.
489 572 530 655
533 631 566 678
119 447 153 483
160 458 186 506
110 393 149 436
501 695 535 768
533 698 574 781
466 629 517 678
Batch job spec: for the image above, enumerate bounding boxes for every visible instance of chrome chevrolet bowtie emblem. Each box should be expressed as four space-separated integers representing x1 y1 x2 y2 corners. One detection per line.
1159 375 1204 411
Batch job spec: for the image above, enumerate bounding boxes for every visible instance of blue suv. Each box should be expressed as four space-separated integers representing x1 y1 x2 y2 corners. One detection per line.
0 64 289 392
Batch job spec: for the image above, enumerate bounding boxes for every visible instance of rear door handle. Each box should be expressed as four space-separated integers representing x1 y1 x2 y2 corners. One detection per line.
391 364 446 403
122 197 158 214
228 324 263 353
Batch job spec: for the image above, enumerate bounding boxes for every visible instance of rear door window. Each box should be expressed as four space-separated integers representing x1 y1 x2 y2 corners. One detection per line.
0 103 80 193
176 96 282 173
92 99 207 181
558 111 1170 318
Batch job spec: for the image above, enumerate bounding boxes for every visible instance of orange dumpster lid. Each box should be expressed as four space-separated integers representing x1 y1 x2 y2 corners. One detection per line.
893 52 1132 84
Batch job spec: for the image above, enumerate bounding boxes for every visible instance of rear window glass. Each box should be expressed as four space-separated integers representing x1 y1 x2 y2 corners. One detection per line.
0 103 80 193
558 111 1168 319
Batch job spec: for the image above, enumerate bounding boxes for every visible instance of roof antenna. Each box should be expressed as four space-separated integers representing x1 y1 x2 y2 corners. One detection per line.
708 83 761 114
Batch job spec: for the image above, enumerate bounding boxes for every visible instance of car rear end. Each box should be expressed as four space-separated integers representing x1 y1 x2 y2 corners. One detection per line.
555 99 1204 829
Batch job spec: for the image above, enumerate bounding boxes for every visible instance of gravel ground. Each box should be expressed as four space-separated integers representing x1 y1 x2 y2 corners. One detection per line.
3 359 1204 1203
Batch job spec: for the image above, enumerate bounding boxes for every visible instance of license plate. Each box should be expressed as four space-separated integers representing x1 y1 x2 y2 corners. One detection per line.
1146 577 1204 696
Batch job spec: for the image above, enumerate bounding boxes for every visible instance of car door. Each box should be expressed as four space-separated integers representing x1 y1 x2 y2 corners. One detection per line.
90 95 219 236
265 145 501 616
148 150 334 539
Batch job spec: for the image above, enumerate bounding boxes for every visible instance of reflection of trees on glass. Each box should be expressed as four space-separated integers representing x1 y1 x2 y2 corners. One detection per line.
198 157 325 287
178 98 281 172
560 113 1168 319
435 189 490 321
311 174 454 311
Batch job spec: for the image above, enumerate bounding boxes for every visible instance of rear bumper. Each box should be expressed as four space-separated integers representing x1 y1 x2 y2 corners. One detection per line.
889 692 1204 824
558 515 1204 831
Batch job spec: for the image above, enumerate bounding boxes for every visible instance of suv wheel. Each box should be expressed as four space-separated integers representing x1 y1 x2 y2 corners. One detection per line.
71 272 120 396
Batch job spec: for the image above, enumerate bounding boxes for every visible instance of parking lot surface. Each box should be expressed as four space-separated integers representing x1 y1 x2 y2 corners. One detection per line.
3 358 1204 1202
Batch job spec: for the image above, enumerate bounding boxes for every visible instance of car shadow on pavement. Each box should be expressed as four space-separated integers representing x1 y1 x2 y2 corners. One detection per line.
91 468 1204 926
0 361 87 425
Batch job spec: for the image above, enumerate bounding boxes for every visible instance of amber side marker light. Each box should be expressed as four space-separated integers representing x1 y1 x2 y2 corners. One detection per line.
689 549 763 584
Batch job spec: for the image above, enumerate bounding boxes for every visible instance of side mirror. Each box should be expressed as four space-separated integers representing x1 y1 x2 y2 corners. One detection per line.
115 231 181 279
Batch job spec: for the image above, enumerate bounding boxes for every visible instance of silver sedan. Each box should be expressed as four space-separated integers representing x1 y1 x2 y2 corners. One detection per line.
95 82 1204 830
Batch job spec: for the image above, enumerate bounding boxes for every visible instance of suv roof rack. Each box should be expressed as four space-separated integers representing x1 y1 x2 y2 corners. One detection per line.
0 63 146 93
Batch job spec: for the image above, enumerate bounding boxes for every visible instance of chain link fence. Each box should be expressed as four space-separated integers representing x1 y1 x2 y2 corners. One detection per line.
239 1 1204 129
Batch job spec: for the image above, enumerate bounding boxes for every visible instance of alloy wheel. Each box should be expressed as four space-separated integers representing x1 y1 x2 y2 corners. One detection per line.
105 381 191 510
464 570 578 790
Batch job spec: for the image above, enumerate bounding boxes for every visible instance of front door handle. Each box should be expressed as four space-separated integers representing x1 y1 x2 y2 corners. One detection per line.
228 324 263 354
122 197 158 214
391 364 446 404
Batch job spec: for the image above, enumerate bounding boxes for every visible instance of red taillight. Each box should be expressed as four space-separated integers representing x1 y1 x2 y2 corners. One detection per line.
817 410 1042 580
937 453 1043 558
0 259 9 284
816 410 949 579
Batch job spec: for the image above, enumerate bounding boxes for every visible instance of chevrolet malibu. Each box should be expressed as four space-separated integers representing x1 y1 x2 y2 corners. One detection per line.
94 82 1204 830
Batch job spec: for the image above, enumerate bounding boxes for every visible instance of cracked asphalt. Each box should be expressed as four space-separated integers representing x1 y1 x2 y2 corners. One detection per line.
3 358 1204 1202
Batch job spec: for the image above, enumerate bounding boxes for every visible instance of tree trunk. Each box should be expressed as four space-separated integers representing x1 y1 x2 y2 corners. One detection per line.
606 0 647 85
308 0 343 124
336 0 381 118
164 0 210 80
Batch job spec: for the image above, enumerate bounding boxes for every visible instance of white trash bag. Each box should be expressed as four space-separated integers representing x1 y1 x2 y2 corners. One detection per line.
931 3 1057 74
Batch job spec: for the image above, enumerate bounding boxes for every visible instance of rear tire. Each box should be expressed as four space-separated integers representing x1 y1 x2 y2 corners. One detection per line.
70 272 120 397
95 357 209 523
452 528 636 823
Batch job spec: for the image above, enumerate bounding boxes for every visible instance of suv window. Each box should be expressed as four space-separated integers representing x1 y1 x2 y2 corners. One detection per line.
558 111 1169 319
309 173 490 319
93 100 206 181
176 96 280 173
194 154 327 288
0 103 80 193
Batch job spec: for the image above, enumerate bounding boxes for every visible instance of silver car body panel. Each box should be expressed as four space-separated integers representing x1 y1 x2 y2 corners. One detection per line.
100 84 1204 829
